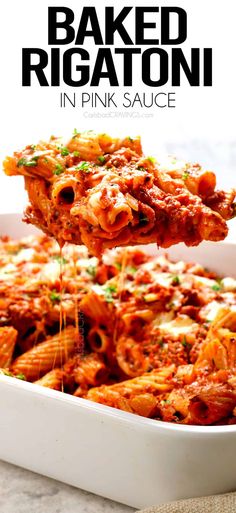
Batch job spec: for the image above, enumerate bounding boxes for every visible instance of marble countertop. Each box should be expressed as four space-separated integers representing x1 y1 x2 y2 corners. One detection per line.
0 460 134 513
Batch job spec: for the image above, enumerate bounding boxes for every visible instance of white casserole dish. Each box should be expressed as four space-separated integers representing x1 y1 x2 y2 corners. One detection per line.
0 213 236 509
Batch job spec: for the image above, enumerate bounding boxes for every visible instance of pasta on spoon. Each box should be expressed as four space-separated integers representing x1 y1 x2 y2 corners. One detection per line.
3 130 235 255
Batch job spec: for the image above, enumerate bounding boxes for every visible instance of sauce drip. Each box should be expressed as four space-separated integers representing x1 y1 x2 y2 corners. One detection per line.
59 245 64 392
72 247 84 357
113 248 128 347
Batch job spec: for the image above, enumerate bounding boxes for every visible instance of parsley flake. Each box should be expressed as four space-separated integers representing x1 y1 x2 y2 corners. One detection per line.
0 370 25 380
172 275 180 285
76 161 90 172
61 147 70 156
104 284 117 303
52 255 68 265
182 171 190 180
73 151 80 157
17 156 39 167
86 265 97 278
53 163 64 175
0 369 13 377
161 399 171 405
147 156 156 164
98 155 106 164
126 265 137 275
16 373 26 380
212 283 221 292
73 128 80 138
139 212 149 225
181 336 191 349
50 290 61 302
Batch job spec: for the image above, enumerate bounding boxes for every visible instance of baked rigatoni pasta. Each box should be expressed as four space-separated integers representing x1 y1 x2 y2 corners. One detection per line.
0 326 18 368
34 368 63 391
0 234 236 425
3 131 235 255
86 365 175 416
10 326 79 381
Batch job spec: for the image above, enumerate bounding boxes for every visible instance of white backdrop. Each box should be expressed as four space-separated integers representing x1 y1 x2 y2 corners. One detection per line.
0 0 235 218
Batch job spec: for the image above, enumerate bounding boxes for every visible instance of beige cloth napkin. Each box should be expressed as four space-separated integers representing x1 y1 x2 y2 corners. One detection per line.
138 492 236 513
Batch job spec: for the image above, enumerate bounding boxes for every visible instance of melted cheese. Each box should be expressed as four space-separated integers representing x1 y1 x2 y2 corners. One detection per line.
200 300 225 322
154 273 174 287
144 256 186 274
221 277 236 292
158 315 198 337
39 261 60 282
159 156 187 173
154 311 174 326
0 263 17 280
13 248 35 263
192 275 218 288
76 257 98 271
170 290 184 309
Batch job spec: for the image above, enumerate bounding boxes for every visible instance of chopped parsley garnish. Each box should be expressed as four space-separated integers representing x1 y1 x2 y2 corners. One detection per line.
104 284 117 303
16 373 26 380
75 161 90 172
86 265 97 278
147 156 156 164
52 255 68 265
60 147 70 156
171 275 180 285
115 262 122 271
0 369 12 377
212 283 221 292
44 157 49 163
139 212 149 225
73 151 80 157
73 128 80 138
182 171 190 180
50 290 61 302
0 370 25 380
127 136 133 142
17 156 39 167
30 144 36 150
137 166 146 171
105 284 117 293
53 163 64 175
98 155 106 164
126 265 137 275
